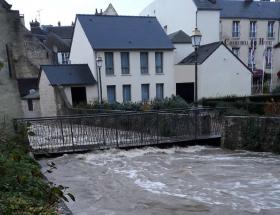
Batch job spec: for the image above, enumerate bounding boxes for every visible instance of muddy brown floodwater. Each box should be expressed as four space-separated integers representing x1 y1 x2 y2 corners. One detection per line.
40 146 280 215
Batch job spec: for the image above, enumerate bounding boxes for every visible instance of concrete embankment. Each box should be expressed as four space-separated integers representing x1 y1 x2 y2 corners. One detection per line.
222 116 280 153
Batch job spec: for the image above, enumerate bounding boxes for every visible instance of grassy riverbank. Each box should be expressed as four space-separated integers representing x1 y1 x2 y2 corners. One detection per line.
0 128 73 214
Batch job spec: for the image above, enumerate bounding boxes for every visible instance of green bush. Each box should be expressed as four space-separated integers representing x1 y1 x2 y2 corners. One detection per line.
76 95 190 111
272 86 280 95
0 128 74 214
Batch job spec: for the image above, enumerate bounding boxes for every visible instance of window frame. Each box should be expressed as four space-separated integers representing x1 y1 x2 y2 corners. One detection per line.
156 83 164 100
141 84 150 102
140 52 149 75
232 21 240 38
121 52 130 75
105 52 114 75
123 85 132 103
107 85 116 103
155 52 163 74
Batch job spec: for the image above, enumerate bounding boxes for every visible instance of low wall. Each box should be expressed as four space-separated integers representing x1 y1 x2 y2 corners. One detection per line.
222 116 280 153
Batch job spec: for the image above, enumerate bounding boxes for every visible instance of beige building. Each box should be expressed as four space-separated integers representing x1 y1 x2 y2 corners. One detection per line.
219 0 280 92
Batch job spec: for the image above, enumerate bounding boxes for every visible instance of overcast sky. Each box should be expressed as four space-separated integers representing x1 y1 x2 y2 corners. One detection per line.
7 0 153 28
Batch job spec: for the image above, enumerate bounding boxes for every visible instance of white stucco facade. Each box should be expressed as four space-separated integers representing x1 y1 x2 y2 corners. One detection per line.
175 44 252 100
21 99 41 118
140 0 220 45
39 71 57 117
69 19 176 103
94 51 175 103
173 44 193 64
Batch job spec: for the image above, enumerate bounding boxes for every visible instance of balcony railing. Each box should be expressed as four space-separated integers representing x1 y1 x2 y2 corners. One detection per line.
249 32 257 38
232 32 240 38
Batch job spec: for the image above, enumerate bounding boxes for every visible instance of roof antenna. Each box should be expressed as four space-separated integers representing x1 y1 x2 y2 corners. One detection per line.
36 9 43 23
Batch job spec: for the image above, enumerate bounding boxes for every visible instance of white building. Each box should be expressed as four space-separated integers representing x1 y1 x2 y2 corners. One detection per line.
140 0 220 45
175 42 252 101
140 0 280 92
39 15 176 116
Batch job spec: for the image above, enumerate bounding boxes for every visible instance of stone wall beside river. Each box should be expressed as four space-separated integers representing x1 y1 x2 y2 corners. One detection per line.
222 116 280 153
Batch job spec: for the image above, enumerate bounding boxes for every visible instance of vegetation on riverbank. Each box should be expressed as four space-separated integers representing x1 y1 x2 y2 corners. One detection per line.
76 95 191 111
201 94 280 116
0 127 74 215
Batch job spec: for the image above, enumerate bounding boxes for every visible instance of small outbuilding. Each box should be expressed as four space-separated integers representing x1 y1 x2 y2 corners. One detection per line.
175 42 252 102
39 64 96 117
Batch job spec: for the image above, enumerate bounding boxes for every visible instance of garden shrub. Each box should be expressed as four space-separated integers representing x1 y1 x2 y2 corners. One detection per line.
0 127 74 215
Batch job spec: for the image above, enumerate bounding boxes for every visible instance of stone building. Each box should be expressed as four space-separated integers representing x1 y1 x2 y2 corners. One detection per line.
0 0 52 124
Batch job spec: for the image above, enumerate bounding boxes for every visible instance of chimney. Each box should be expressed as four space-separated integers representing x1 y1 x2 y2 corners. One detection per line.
30 19 40 31
58 21 61 27
20 14 25 26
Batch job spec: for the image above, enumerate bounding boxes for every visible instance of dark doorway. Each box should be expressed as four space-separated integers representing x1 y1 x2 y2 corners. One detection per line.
71 87 87 106
176 83 194 103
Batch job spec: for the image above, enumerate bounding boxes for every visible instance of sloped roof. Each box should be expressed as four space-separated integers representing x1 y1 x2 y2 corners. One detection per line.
168 30 191 44
0 0 11 10
179 42 222 65
44 26 74 39
217 0 280 20
45 32 71 52
77 15 174 50
179 41 251 72
41 64 96 86
103 3 118 15
193 0 221 10
17 78 38 98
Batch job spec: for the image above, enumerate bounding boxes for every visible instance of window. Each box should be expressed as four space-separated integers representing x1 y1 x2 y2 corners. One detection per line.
140 52 149 74
232 21 240 38
107 85 116 103
141 84 150 102
121 52 130 74
155 52 163 74
156 84 164 100
268 21 274 38
105 52 114 75
27 99 33 111
266 47 272 69
58 52 70 64
248 48 256 69
232 48 240 57
123 85 131 103
249 21 257 38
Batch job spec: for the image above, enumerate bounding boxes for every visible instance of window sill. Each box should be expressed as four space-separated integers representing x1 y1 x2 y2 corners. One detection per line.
106 74 116 77
121 74 131 76
155 73 164 75
141 73 150 76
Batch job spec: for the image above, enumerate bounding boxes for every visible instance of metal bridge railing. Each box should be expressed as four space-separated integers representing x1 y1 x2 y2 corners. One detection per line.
14 109 224 155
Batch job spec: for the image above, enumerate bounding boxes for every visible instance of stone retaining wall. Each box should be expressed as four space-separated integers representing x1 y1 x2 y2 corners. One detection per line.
222 116 280 153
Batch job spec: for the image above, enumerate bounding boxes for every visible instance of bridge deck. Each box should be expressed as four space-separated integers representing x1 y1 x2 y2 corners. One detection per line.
15 110 223 155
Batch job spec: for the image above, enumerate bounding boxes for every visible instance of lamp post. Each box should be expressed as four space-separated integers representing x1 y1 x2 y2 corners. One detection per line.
191 27 202 142
96 56 103 104
191 27 202 108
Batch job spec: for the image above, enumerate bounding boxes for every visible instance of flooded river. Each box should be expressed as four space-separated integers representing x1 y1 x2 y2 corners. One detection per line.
40 146 280 215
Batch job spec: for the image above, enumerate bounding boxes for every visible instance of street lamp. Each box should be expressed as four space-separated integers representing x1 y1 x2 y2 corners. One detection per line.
191 27 202 107
96 56 103 104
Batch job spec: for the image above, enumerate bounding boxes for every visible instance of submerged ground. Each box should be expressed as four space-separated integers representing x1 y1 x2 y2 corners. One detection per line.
40 146 280 215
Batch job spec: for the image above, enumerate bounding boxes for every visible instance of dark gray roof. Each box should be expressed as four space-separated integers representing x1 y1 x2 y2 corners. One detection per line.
44 26 74 39
217 0 280 20
77 15 174 50
193 0 221 10
41 64 96 86
17 78 38 98
45 32 71 52
179 41 251 72
179 42 222 65
168 30 192 44
0 0 12 10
